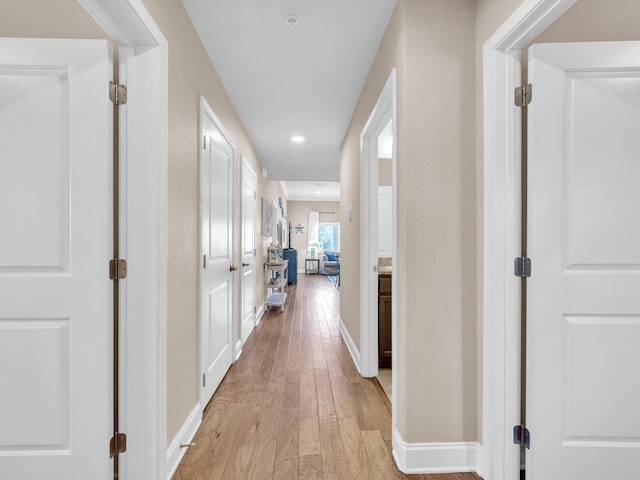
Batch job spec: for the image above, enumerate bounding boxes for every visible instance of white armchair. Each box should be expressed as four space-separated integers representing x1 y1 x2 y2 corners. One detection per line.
320 252 340 275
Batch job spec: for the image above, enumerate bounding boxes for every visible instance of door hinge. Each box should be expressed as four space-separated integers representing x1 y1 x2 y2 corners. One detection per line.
203 135 207 150
254 306 257 314
514 257 531 278
254 191 257 199
513 425 531 449
109 432 127 458
515 84 532 107
109 259 128 280
109 81 128 105
203 254 207 269
202 373 206 388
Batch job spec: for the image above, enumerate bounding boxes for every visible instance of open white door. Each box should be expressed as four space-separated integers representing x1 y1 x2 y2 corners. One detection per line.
240 156 257 343
527 41 640 479
0 39 112 479
200 98 235 404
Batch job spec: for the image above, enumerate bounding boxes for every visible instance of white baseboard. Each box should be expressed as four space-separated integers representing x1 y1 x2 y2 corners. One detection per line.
235 339 243 361
338 318 360 373
475 444 485 479
392 428 480 474
166 403 202 480
255 304 265 326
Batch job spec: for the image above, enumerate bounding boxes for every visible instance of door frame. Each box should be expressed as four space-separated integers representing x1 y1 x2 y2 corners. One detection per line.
78 1 168 479
240 154 257 345
198 95 237 408
359 69 396 385
481 0 578 478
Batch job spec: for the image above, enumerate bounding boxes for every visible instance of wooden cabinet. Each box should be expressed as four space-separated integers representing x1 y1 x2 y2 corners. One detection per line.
378 273 392 368
265 260 288 312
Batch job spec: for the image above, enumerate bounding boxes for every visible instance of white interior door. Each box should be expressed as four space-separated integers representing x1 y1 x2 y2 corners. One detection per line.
0 39 112 479
240 157 257 344
527 41 640 479
200 100 235 403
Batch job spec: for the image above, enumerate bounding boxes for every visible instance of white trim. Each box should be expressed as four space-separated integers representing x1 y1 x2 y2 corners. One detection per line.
339 318 361 373
359 69 396 380
165 403 202 480
256 303 265 326
235 339 243 361
279 180 289 199
392 429 480 474
482 1 578 480
79 1 168 479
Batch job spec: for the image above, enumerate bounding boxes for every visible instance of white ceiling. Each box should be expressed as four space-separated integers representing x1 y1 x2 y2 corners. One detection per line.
282 181 340 202
183 0 397 186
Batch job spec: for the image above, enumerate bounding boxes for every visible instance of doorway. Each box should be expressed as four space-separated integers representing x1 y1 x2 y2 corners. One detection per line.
376 119 394 401
482 1 640 479
0 2 169 478
240 155 258 347
359 70 396 414
199 97 236 406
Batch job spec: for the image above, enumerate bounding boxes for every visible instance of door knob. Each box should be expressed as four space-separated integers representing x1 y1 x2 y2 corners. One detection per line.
230 265 238 272
242 262 250 267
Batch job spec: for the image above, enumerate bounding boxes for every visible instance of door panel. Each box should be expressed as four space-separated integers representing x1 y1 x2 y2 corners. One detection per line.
241 158 257 343
527 41 640 480
200 104 234 403
0 38 112 479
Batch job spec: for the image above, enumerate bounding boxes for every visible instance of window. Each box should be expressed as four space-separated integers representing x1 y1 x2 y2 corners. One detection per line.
318 223 340 251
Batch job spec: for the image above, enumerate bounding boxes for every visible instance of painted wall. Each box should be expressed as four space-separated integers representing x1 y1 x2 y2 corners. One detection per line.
0 0 107 38
379 158 392 187
340 0 477 443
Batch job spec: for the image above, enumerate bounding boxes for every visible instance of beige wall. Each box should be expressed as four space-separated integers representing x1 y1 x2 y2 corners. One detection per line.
0 0 107 38
287 201 340 262
379 158 392 186
530 0 640 46
341 0 477 443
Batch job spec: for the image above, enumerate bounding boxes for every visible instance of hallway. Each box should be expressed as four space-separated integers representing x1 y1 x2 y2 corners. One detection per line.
174 274 481 480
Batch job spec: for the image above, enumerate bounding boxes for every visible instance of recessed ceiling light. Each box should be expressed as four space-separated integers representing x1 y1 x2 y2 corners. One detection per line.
315 191 322 194
291 135 305 143
286 15 298 28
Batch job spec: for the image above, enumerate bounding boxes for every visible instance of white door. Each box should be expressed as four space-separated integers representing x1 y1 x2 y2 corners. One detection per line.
200 100 235 403
527 41 640 479
0 39 112 479
240 157 257 343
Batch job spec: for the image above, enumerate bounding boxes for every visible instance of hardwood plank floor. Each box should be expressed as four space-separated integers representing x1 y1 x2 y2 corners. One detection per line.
174 274 482 480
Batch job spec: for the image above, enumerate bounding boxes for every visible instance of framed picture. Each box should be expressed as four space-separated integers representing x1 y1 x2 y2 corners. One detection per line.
262 198 274 236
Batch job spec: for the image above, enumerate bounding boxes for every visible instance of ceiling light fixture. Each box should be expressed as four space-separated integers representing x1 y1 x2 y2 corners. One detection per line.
286 15 298 28
291 135 305 143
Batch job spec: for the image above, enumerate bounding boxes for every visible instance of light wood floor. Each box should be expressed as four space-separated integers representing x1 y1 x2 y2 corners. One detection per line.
174 274 482 480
